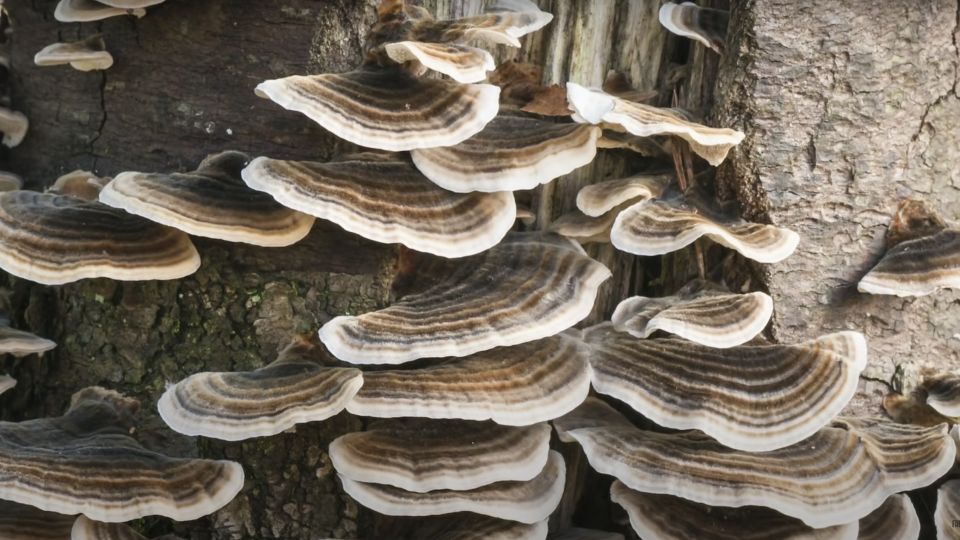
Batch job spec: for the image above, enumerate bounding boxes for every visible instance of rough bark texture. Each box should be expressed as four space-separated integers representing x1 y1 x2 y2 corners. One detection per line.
714 0 960 416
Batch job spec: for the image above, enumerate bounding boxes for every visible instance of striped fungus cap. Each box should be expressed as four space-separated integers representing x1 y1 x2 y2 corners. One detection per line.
330 420 551 492
319 234 610 364
99 151 315 247
554 399 954 528
611 279 773 348
581 324 866 451
566 82 743 166
339 450 565 524
54 0 151 22
0 386 243 522
157 335 362 441
658 2 729 54
0 191 200 285
240 153 514 258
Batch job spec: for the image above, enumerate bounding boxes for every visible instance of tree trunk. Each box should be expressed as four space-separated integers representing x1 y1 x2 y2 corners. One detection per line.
4 0 948 538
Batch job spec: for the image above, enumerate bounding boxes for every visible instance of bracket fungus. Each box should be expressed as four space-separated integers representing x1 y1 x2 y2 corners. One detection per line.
0 172 22 192
0 501 75 539
609 482 859 540
319 234 610 364
100 151 314 247
566 82 744 166
0 387 243 522
611 189 799 263
49 170 110 201
575 173 671 218
409 114 601 193
0 317 56 357
610 279 773 348
383 41 495 83
54 0 147 22
858 200 960 296
857 495 920 540
658 2 729 54
921 372 960 418
556 400 955 528
256 67 499 152
241 154 514 257
330 421 551 492
581 325 866 451
406 514 548 540
549 209 617 244
71 515 183 540
157 335 363 441
339 450 565 524
938 480 960 540
0 107 27 148
0 191 200 285
34 34 113 71
346 334 591 425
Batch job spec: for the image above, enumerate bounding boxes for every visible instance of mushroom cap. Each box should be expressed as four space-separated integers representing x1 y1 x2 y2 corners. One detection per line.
923 372 960 417
34 35 113 71
0 191 200 285
0 501 75 540
566 82 743 165
255 67 500 151
54 0 146 22
551 397 633 444
49 170 110 201
407 514 548 540
402 0 553 49
320 234 610 364
409 115 600 193
0 172 23 192
858 228 960 296
609 481 859 540
0 375 14 397
384 41 495 83
610 279 773 348
560 404 955 528
937 479 960 540
95 0 165 8
575 174 671 217
0 320 56 357
339 450 565 524
99 151 315 247
157 336 363 441
241 155 514 258
582 323 867 451
71 515 151 540
611 193 799 263
0 108 28 148
346 334 591 426
330 421 551 492
0 386 244 522
658 2 730 53
548 209 616 244
857 494 920 540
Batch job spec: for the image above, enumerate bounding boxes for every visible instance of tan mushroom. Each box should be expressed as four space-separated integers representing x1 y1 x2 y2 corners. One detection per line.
34 35 113 71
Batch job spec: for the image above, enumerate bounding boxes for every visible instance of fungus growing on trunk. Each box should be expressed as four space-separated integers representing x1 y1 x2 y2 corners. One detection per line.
34 34 113 71
658 2 729 54
54 0 147 22
575 174 670 217
48 170 109 201
0 108 27 148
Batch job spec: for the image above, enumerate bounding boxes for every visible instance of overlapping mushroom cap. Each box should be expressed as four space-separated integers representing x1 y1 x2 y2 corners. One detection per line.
71 515 182 540
406 515 547 540
0 191 200 285
256 67 500 152
0 501 75 540
241 154 514 257
346 334 591 425
0 316 56 357
383 41 495 84
339 450 565 524
609 482 859 540
0 172 22 192
922 372 960 417
566 83 744 165
49 170 110 201
610 279 773 348
330 421 551 492
99 151 315 247
548 210 617 244
157 335 362 441
858 200 960 296
34 34 113 71
575 173 671 217
556 400 955 528
0 108 28 148
611 189 799 263
937 479 960 540
54 0 149 22
658 2 729 53
0 386 244 522
409 114 600 193
582 324 866 451
319 234 611 364
857 495 920 540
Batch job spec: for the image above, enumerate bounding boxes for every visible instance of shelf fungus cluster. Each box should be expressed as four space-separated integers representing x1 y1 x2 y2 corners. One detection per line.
556 398 952 534
0 387 243 523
